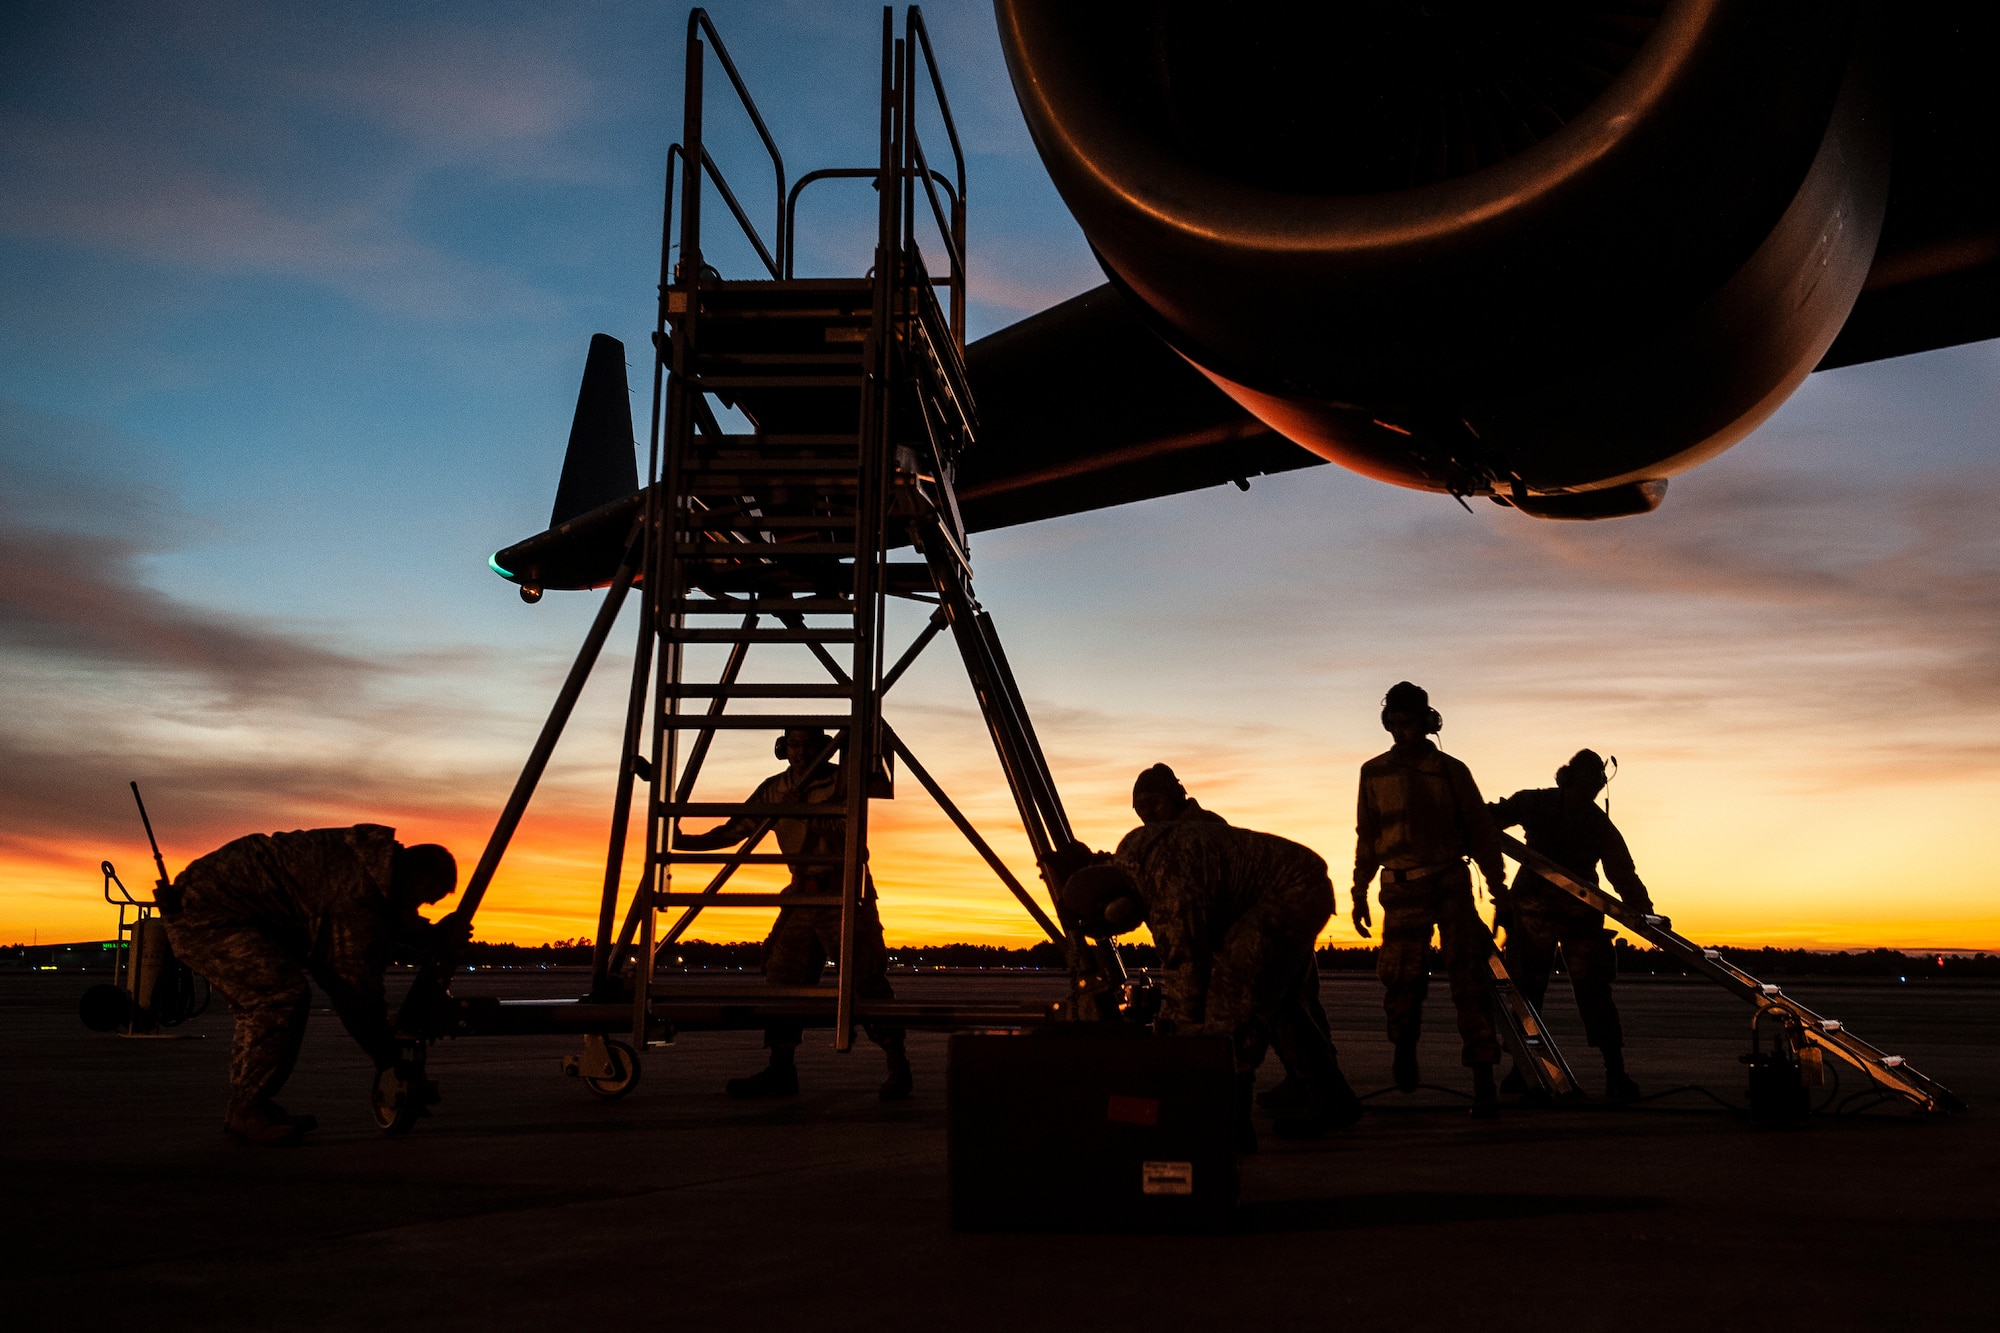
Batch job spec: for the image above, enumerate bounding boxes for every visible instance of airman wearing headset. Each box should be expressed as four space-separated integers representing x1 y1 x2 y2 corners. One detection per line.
1351 681 1510 1118
676 727 911 1102
1490 749 1655 1102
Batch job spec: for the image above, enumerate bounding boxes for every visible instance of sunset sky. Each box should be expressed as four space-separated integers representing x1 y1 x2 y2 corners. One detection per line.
4 1 1997 952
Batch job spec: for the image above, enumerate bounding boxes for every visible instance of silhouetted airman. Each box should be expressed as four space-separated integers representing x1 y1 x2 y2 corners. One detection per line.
1064 817 1363 1149
1130 763 1336 1117
1350 682 1508 1117
161 826 461 1145
676 728 911 1101
1491 749 1655 1102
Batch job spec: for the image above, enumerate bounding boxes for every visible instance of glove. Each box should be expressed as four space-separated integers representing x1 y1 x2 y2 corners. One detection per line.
1491 906 1514 942
1041 840 1106 891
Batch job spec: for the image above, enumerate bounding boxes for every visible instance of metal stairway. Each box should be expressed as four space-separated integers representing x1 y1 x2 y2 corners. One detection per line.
587 6 1095 1055
377 10 1107 1121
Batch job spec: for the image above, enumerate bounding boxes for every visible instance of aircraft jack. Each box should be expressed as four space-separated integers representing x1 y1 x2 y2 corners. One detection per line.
1500 834 1964 1114
78 786 211 1039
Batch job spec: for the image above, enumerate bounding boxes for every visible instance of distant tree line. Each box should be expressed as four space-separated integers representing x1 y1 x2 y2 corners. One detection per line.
438 938 2000 978
7 937 1996 977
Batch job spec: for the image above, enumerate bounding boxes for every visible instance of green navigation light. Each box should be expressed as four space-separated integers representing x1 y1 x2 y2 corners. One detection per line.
488 553 515 579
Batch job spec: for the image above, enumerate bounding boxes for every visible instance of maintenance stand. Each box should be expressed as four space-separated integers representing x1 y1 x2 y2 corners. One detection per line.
381 8 1138 1128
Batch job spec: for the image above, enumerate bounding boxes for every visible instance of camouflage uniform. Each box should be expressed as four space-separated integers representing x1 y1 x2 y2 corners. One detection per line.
1354 740 1506 1066
685 762 899 1052
162 826 431 1121
1115 822 1336 1076
1490 788 1653 1052
1172 800 1335 1086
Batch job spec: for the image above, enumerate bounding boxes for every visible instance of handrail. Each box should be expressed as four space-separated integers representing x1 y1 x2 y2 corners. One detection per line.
908 129 964 278
702 147 779 278
903 7 966 346
783 164 959 278
784 167 874 278
906 8 966 206
684 8 786 275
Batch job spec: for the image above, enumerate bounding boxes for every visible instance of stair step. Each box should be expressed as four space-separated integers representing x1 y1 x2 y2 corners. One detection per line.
657 713 852 729
664 684 853 699
685 483 860 499
677 563 926 594
696 306 869 320
659 853 846 866
660 801 844 816
684 456 861 471
701 433 860 447
685 483 862 500
653 893 843 907
692 375 863 390
664 628 857 643
694 353 863 367
682 515 860 530
676 541 858 556
676 597 855 614
688 452 860 466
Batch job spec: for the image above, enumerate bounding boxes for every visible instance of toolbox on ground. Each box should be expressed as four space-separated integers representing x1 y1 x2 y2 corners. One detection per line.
947 1029 1238 1232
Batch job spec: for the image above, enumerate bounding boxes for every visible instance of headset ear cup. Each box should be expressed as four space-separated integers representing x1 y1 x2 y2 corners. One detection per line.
774 736 788 761
1427 708 1443 734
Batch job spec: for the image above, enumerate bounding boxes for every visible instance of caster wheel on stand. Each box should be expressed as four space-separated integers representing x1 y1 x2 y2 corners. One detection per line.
563 1033 642 1100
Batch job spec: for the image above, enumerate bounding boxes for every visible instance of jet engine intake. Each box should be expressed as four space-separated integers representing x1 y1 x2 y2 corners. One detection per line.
994 0 1891 508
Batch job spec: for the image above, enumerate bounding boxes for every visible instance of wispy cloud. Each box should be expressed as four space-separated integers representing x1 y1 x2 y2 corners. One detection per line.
0 404 369 695
0 402 596 870
0 1 601 319
0 114 558 319
1399 464 2000 728
283 22 600 178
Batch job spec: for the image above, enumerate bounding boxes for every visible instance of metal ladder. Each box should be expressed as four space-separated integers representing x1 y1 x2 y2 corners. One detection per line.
584 6 1093 1053
1487 947 1585 1099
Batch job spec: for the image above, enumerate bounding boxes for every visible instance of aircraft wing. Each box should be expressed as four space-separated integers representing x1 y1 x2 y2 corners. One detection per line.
1816 6 2000 369
955 285 1323 532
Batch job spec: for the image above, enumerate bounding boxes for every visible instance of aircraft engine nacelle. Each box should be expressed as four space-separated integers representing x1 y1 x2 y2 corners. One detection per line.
994 0 1890 516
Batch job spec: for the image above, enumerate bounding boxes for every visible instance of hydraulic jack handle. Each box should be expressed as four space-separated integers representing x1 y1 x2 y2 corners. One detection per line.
130 781 175 904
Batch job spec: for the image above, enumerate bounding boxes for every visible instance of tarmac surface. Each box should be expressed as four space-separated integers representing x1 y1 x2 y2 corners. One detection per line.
5 966 1996 1331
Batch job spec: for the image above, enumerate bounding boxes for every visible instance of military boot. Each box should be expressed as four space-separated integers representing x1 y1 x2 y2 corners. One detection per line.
726 1047 799 1099
1234 1072 1259 1155
1469 1064 1500 1119
224 1102 303 1147
1603 1048 1641 1103
879 1041 913 1102
1256 1075 1309 1112
265 1102 319 1133
1273 1069 1365 1139
1392 1039 1421 1093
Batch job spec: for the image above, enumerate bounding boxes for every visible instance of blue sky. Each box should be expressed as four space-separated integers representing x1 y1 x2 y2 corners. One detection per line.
4 1 1998 948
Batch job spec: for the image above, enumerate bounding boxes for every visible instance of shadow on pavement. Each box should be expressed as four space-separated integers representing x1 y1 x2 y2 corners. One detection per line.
1241 1190 1664 1232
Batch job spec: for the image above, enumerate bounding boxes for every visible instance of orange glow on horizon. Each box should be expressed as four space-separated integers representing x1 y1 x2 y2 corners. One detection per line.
9 762 2000 954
